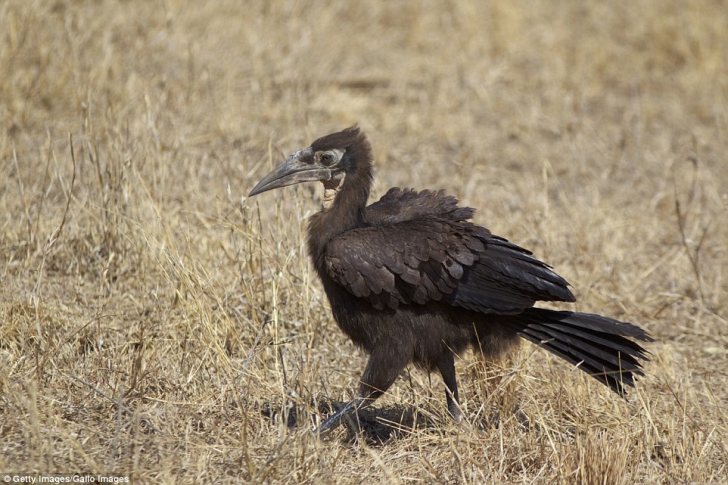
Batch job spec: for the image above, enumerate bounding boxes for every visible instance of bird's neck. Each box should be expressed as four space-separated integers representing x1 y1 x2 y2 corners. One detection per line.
307 172 370 272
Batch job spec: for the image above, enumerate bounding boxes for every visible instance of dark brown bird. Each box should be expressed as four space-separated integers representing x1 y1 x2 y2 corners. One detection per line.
249 126 652 435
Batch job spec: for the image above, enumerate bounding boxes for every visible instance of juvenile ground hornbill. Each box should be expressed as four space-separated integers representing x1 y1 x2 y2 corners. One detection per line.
249 126 652 435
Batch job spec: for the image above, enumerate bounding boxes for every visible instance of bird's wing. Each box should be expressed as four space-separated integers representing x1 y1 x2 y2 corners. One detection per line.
324 219 575 313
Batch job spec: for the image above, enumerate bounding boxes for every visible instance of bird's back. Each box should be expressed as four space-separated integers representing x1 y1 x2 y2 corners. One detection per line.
364 188 474 225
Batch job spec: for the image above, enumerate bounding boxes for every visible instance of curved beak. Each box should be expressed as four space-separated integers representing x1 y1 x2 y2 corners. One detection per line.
248 148 332 197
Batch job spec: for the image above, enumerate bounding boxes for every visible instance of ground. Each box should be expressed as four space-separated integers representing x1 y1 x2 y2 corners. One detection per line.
1 1 726 483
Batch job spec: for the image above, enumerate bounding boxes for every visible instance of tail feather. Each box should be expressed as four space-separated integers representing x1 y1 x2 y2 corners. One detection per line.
544 323 646 360
517 326 633 391
508 308 652 395
521 321 644 369
519 323 643 372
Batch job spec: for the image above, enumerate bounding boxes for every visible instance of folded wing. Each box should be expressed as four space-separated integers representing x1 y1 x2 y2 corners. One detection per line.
325 189 575 314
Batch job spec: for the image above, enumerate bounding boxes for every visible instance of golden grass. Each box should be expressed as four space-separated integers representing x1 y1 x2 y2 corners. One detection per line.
1 0 727 483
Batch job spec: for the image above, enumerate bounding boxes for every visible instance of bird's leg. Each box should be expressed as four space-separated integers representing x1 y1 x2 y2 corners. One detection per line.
315 396 370 436
315 344 411 436
437 352 462 422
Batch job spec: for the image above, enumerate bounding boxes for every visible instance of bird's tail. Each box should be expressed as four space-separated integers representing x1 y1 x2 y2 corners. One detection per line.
505 308 653 395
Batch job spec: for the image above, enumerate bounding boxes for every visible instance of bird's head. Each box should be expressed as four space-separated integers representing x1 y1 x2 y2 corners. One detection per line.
248 126 372 206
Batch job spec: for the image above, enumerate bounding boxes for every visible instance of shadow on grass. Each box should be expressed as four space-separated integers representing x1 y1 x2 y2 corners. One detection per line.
259 397 535 445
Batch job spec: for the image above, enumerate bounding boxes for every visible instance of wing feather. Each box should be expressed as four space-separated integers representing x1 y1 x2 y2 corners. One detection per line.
323 189 575 313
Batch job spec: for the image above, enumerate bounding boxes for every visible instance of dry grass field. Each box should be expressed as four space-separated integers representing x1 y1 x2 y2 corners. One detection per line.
1 0 727 483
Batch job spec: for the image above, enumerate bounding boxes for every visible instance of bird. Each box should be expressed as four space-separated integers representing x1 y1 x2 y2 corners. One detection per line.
248 126 652 436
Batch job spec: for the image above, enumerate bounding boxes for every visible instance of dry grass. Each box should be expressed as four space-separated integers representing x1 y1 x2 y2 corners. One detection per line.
1 0 727 483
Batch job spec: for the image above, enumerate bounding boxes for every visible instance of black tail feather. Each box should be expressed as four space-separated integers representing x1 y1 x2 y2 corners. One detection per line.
508 308 652 395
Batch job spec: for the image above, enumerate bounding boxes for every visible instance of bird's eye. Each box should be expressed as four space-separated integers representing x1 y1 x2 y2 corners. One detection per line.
320 152 335 166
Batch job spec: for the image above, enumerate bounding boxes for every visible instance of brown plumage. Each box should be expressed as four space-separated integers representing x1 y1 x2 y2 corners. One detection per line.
249 126 652 435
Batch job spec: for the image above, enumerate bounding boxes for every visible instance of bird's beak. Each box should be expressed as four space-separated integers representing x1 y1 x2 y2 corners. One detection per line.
248 148 332 197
